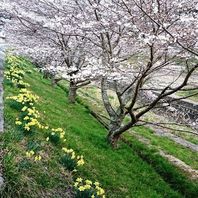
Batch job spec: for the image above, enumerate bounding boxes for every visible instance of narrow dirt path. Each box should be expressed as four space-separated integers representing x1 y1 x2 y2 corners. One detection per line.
149 125 198 152
129 131 198 179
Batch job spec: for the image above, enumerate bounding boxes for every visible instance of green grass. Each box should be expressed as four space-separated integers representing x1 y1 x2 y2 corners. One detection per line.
122 134 198 198
1 58 198 197
1 71 73 197
131 126 198 170
59 80 198 170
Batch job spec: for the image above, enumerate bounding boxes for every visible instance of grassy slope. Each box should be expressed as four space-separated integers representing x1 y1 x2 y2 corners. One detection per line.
131 126 198 170
59 82 198 170
1 66 74 197
1 60 197 198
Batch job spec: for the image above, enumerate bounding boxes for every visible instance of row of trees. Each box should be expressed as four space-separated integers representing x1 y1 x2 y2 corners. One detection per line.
1 0 198 146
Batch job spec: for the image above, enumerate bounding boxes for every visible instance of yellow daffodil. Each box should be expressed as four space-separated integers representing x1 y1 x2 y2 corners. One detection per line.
24 125 30 131
24 116 29 120
26 150 34 158
62 147 68 152
71 152 76 159
96 187 105 196
84 184 91 190
85 180 92 185
94 182 100 186
77 156 85 166
76 178 83 183
60 132 65 139
26 152 31 158
78 186 85 191
34 155 42 161
15 121 22 125
21 106 28 111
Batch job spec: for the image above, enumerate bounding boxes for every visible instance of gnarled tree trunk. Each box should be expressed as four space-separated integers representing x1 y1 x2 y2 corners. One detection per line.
107 118 122 147
107 117 136 147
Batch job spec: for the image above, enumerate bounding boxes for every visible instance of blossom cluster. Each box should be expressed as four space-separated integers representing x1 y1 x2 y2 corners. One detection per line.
74 178 105 198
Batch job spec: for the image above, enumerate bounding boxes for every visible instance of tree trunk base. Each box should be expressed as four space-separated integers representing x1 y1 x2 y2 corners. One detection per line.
107 133 121 148
68 81 78 103
68 88 77 103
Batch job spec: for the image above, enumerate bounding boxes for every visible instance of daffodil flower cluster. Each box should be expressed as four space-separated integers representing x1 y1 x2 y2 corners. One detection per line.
7 88 43 132
21 106 44 131
46 127 66 144
6 55 105 195
18 80 30 88
5 55 29 88
14 102 43 132
62 147 85 167
74 178 105 198
16 116 41 132
60 147 85 171
5 68 24 84
7 89 39 106
52 128 66 139
7 55 23 67
26 150 42 161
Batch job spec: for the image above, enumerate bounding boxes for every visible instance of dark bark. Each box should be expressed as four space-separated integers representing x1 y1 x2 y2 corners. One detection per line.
43 71 51 79
68 81 77 103
107 132 121 148
68 80 90 103
51 78 57 87
51 77 62 87
107 119 122 147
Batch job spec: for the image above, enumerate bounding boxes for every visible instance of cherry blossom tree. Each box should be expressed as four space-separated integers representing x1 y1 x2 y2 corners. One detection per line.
1 0 197 146
1 0 104 103
73 0 198 146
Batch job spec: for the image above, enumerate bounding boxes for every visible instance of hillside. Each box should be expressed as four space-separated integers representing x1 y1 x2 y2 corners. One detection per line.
0 56 198 198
